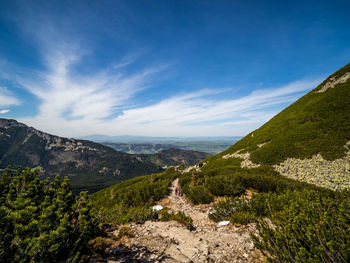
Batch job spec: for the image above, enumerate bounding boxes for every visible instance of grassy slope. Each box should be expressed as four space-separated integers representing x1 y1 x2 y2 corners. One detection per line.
206 62 350 166
91 168 179 223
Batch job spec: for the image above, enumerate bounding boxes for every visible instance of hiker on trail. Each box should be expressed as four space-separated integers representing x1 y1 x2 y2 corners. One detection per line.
175 187 181 196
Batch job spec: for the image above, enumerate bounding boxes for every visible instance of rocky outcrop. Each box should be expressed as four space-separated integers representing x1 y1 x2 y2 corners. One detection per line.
316 72 350 93
178 162 208 173
1 118 99 153
0 118 26 128
223 149 260 169
257 142 268 148
274 141 350 190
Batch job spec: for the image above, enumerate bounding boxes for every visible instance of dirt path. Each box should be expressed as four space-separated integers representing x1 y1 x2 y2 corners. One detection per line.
107 179 264 263
165 178 219 230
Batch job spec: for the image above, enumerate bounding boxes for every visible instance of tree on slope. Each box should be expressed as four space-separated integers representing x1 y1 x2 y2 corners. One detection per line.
0 168 100 262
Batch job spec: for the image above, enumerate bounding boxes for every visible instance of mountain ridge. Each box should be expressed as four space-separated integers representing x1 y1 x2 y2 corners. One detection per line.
0 118 163 193
0 118 213 193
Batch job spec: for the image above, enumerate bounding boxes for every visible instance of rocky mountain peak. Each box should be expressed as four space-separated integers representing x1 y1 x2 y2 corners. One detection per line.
0 118 26 128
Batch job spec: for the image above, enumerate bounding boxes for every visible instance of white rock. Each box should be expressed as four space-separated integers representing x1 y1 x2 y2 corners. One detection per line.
217 221 230 227
152 205 164 211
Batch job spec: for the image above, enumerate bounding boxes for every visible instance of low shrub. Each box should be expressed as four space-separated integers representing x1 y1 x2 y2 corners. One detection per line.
187 185 214 204
231 211 257 224
98 206 154 225
160 210 193 230
88 237 114 257
0 168 101 263
117 226 135 238
92 168 179 224
179 165 330 206
205 175 245 197
251 189 350 263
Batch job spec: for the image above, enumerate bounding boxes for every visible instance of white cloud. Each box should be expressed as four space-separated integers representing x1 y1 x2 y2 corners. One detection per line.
18 77 319 137
113 79 319 127
0 87 21 108
1 5 322 137
0 109 10 114
2 46 320 137
3 39 167 136
18 53 162 121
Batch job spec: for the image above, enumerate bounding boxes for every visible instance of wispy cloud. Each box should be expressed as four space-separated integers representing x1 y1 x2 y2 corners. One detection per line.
20 77 317 137
0 2 322 137
4 51 320 136
0 87 21 108
0 3 171 136
0 109 10 114
114 79 319 127
17 51 163 121
12 47 166 135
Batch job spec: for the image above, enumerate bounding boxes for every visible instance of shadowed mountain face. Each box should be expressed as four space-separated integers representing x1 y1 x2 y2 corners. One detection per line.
0 119 163 193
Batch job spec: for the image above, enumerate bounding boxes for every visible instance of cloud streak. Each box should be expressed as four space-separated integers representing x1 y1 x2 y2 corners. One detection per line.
12 47 166 135
17 52 163 121
105 78 319 136
0 109 10 114
0 87 21 108
3 49 320 137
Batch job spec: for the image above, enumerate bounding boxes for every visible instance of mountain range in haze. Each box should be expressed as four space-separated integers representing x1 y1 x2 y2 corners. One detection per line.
80 135 241 144
0 118 210 193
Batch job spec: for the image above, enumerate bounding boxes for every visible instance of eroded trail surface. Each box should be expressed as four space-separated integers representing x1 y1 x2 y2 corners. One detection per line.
107 179 263 263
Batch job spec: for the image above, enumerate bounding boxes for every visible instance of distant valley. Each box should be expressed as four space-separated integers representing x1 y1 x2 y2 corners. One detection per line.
0 119 210 193
136 148 211 168
101 141 235 154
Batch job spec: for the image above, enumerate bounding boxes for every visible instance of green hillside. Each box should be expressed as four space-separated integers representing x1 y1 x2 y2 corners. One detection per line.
91 168 179 224
196 62 350 190
218 62 350 164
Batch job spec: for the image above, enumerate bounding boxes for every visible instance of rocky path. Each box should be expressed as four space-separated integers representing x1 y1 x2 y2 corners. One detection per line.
106 179 264 263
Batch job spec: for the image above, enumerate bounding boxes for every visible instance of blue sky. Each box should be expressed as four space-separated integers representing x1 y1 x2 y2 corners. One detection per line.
0 0 349 137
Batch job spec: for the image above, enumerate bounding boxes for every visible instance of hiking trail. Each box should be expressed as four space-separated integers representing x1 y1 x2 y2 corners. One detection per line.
105 178 264 263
